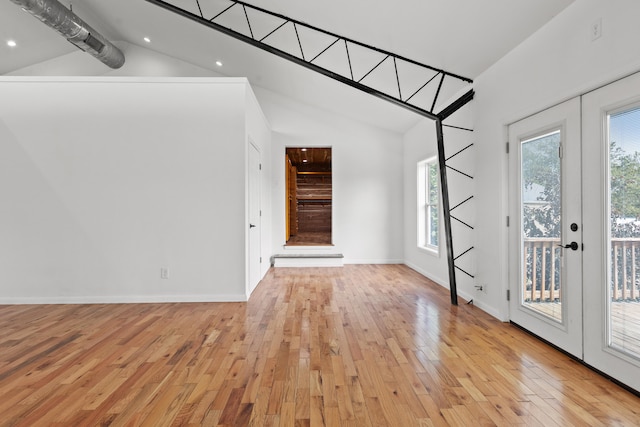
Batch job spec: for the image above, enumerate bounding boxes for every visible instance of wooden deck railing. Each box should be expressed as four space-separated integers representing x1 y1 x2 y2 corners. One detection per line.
523 238 561 302
523 238 640 302
611 238 640 301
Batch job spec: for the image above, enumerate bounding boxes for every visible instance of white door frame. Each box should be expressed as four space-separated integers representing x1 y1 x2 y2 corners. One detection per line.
248 139 262 296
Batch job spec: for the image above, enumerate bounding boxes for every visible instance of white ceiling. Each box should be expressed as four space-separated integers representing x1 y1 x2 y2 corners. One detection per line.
0 0 575 132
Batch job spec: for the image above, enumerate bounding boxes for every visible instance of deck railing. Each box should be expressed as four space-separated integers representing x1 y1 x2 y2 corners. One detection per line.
523 238 640 302
523 238 561 302
611 238 640 301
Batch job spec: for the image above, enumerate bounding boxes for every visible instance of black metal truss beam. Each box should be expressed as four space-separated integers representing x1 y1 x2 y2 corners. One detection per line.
144 0 473 122
437 88 475 121
146 0 477 305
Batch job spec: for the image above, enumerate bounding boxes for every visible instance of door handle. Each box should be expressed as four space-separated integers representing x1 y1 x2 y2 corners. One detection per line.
249 224 256 229
558 242 579 251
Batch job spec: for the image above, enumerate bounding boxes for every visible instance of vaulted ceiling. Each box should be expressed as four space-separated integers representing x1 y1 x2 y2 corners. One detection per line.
0 0 575 131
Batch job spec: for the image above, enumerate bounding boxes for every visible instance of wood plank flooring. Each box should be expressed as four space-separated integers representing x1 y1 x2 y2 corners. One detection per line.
285 232 332 246
0 264 639 426
528 300 640 357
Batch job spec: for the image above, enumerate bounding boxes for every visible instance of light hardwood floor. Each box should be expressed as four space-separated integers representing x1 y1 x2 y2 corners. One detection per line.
526 300 640 357
0 265 638 426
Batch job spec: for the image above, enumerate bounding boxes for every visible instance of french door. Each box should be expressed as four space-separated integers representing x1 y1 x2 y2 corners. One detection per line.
583 72 640 391
509 73 640 392
508 98 583 358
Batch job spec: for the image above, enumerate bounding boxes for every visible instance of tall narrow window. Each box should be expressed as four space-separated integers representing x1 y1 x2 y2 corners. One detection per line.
418 157 439 253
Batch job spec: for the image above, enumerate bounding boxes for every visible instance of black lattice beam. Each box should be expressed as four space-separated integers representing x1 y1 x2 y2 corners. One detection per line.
145 0 473 121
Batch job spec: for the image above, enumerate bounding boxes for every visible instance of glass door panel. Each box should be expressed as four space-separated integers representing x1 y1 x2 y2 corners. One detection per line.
608 106 640 359
521 131 563 322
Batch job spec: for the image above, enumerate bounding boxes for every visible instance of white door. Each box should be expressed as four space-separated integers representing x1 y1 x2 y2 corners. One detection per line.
583 72 640 391
248 141 261 294
508 98 583 357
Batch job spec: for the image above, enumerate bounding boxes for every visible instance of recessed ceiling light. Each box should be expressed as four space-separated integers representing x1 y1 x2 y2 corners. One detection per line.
302 159 308 163
7 40 17 47
301 148 307 151
143 37 151 43
216 60 223 67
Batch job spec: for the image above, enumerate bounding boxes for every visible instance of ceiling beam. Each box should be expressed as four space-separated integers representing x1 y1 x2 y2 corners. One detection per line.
145 0 474 122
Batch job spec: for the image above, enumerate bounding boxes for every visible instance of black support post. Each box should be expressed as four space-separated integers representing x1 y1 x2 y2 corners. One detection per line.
435 119 458 305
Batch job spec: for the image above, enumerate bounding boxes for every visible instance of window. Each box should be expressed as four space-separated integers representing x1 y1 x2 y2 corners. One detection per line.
418 157 439 254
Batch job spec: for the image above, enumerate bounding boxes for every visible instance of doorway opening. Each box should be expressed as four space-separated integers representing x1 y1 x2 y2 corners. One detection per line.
285 147 332 246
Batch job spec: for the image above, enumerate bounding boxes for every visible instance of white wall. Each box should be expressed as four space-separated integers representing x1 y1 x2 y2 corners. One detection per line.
255 87 405 263
0 77 261 303
473 0 640 319
14 43 406 264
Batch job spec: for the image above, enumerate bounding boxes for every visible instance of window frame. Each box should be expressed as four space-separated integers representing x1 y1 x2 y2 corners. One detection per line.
417 156 440 256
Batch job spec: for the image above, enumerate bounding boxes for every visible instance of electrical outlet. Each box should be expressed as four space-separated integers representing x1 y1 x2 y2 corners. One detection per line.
591 18 602 41
160 268 169 279
475 284 488 293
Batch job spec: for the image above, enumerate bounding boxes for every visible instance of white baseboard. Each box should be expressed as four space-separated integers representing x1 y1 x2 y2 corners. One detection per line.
404 262 448 289
457 292 503 320
0 294 248 305
404 262 502 320
343 259 404 265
